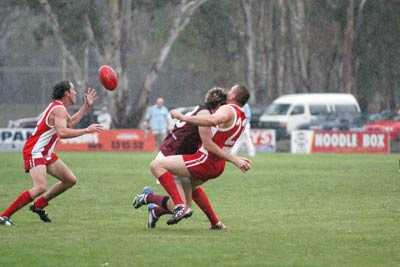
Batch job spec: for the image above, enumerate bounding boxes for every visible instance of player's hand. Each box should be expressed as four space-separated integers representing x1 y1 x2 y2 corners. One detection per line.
84 88 97 109
232 156 252 172
85 123 104 133
170 109 184 121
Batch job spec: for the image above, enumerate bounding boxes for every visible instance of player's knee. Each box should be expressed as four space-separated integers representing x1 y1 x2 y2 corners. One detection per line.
32 184 47 195
69 178 77 187
149 159 161 173
65 175 77 187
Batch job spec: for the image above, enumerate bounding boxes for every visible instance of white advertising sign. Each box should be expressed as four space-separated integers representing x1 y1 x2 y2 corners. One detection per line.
0 128 34 151
291 130 313 154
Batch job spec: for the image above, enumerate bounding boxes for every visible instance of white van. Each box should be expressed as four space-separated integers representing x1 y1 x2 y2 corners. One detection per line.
258 93 361 138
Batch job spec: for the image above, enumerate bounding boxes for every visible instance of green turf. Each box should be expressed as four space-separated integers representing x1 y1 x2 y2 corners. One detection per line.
0 152 399 266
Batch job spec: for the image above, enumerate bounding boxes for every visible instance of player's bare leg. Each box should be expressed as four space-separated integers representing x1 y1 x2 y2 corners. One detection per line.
151 155 192 178
28 165 49 198
44 160 77 201
30 160 77 222
0 165 47 225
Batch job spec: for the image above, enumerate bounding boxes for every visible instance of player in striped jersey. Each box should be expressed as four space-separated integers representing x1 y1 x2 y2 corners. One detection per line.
0 81 103 226
133 87 227 229
133 85 252 226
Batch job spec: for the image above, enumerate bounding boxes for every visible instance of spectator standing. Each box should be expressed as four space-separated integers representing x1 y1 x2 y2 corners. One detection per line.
145 97 170 149
96 107 112 130
232 103 256 157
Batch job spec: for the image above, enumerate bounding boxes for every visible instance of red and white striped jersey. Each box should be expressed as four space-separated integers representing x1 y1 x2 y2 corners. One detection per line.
23 100 65 159
200 104 247 158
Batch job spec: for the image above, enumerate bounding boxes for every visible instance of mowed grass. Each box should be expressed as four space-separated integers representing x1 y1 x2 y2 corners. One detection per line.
0 152 399 266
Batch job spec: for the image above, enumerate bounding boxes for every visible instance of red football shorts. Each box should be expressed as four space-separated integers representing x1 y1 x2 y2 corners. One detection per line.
23 153 58 172
183 151 225 181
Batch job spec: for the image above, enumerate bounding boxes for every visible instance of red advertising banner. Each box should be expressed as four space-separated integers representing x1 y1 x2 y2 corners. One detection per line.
251 129 276 152
311 131 390 154
56 129 156 152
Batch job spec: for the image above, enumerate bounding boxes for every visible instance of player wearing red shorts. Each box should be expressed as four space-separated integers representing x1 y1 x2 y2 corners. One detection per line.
0 81 103 226
133 87 227 229
134 84 251 226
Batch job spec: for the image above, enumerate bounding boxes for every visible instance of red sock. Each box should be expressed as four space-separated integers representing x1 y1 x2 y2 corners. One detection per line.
33 196 48 209
146 193 169 210
154 205 172 218
192 187 219 225
157 172 184 206
1 191 33 218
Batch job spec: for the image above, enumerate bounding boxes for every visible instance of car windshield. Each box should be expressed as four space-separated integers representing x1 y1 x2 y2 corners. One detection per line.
310 105 329 116
334 104 359 116
264 103 290 115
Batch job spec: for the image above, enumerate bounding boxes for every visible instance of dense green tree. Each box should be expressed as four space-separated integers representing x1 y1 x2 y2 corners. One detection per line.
0 0 399 126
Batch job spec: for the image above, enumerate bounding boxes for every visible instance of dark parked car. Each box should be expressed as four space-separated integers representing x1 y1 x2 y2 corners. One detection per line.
250 106 265 128
364 111 400 141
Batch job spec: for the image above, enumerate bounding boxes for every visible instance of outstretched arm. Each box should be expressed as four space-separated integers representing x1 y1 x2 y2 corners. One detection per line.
171 105 232 127
70 88 96 127
54 107 104 138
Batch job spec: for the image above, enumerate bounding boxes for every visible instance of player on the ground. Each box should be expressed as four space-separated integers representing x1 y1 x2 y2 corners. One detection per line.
133 84 251 226
134 87 227 229
0 81 104 226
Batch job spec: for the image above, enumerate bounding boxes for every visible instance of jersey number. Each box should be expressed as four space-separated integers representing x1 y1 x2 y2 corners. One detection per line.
225 118 246 146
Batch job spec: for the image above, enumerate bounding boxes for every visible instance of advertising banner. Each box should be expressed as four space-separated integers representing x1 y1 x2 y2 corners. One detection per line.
311 131 389 153
291 130 313 154
291 130 390 154
0 128 156 152
251 129 276 152
57 129 156 152
0 128 34 151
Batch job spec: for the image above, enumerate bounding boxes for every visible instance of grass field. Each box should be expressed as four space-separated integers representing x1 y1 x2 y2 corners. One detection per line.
0 152 399 266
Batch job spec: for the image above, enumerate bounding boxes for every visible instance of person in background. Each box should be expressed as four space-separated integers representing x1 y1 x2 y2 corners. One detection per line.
231 103 256 157
144 97 170 150
96 106 112 130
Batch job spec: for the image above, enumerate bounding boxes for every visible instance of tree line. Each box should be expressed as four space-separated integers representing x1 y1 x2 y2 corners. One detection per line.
0 0 399 127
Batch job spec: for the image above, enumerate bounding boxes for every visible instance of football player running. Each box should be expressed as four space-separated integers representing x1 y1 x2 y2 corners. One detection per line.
0 81 103 226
